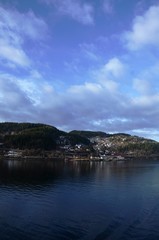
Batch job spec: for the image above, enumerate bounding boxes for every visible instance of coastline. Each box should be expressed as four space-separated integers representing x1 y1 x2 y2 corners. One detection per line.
1 149 159 162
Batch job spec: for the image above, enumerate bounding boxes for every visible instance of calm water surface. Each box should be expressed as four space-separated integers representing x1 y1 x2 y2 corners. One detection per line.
0 158 159 239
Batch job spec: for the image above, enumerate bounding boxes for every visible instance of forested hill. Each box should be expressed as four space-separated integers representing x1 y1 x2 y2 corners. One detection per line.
0 122 59 134
70 130 159 156
0 122 90 150
69 130 110 138
0 122 159 156
69 130 132 139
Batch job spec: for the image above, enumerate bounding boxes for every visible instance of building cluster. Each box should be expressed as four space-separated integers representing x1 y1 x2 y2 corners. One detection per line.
0 134 154 160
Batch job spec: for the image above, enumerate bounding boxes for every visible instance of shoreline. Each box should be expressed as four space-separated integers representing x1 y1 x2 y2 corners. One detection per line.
1 148 159 162
1 154 159 162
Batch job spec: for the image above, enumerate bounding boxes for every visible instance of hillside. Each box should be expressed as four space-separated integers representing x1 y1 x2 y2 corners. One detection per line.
69 130 110 138
69 131 159 156
0 122 90 150
91 134 159 156
0 122 159 158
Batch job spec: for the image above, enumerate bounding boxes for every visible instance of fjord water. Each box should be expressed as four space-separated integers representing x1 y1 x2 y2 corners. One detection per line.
0 159 159 239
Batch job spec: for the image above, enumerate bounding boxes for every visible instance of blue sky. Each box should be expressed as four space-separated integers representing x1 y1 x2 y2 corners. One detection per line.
0 0 159 140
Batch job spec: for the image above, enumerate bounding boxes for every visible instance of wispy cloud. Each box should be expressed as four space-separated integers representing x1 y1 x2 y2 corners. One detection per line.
0 73 34 123
103 0 114 14
123 5 159 50
79 43 99 61
0 39 30 67
0 6 48 67
41 0 94 25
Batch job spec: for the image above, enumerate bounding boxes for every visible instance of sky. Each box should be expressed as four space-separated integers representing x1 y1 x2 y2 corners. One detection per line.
0 0 159 140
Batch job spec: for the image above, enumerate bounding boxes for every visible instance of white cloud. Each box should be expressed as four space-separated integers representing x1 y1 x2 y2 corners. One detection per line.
42 0 94 25
102 79 118 92
69 82 102 95
0 7 48 40
19 11 48 40
133 78 152 95
92 58 125 93
123 5 159 50
0 74 34 116
132 94 159 108
1 69 159 139
0 6 48 67
0 39 30 67
43 84 54 93
103 58 125 77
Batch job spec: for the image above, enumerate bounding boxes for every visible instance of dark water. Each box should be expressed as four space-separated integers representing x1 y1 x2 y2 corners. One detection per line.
0 159 159 240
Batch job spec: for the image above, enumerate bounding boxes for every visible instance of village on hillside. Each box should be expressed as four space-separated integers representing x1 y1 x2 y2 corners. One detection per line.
0 131 159 161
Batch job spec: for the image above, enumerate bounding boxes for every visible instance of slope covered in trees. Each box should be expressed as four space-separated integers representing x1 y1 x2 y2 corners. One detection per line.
1 122 159 156
69 130 110 138
0 122 90 150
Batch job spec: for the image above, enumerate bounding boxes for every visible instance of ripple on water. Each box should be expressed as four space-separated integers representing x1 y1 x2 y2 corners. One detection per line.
0 159 159 239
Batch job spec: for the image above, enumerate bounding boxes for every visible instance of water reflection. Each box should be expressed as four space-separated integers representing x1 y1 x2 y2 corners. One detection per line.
0 159 64 188
0 158 156 187
0 158 159 240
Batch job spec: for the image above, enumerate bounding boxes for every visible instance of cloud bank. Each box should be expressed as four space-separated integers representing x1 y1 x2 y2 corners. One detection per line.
0 2 159 141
